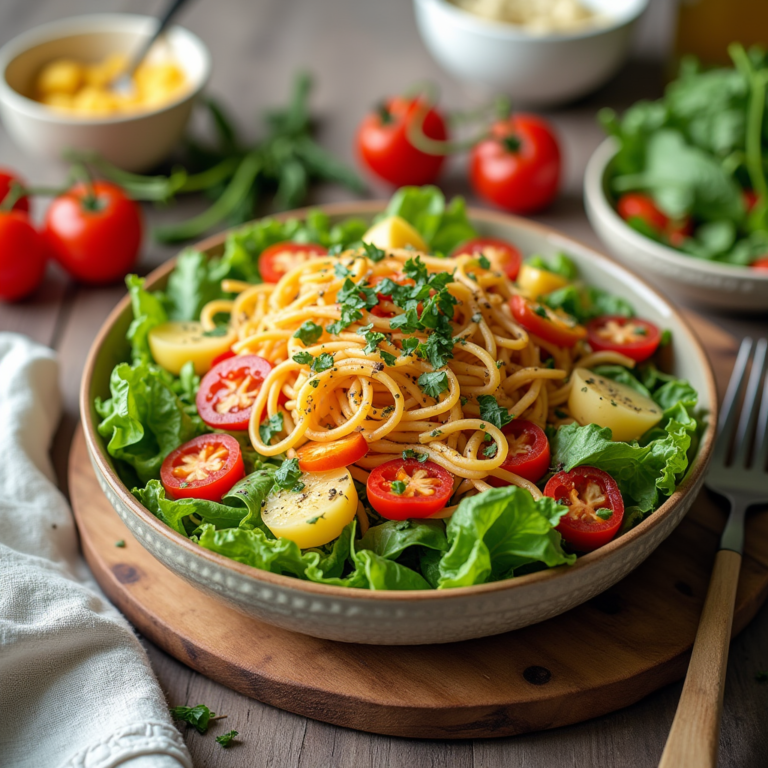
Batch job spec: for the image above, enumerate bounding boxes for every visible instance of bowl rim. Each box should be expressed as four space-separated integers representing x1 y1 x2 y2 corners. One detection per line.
0 12 211 126
414 0 649 42
585 137 768 283
80 201 717 602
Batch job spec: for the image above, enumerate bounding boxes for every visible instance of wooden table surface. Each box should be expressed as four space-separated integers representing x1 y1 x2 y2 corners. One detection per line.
1 1 766 766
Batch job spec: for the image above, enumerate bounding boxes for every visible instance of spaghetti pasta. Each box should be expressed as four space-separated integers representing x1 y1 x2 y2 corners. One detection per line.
199 245 621 508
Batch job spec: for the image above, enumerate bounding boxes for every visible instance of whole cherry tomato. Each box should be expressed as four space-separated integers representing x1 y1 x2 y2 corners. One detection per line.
487 419 551 486
469 114 561 214
297 433 369 473
509 294 586 348
616 192 692 246
44 181 142 285
586 315 662 363
544 466 624 552
160 433 244 502
451 236 522 281
0 211 47 301
751 257 768 272
258 241 328 284
0 168 30 214
366 458 453 520
357 96 448 187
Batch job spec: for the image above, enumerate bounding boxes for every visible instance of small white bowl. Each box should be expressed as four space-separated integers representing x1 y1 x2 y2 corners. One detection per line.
0 14 211 172
413 0 647 107
585 138 768 313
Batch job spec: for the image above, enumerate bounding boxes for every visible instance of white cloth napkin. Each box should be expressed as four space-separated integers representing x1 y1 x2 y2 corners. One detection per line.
0 334 192 768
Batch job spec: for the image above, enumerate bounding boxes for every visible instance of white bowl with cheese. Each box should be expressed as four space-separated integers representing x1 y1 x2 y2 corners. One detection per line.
0 14 210 172
413 0 648 106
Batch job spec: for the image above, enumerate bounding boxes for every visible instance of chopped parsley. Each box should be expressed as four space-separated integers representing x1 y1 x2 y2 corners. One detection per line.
259 412 284 444
460 396 468 406
400 337 420 357
170 705 216 734
595 508 613 520
328 243 344 256
293 320 323 346
309 379 320 388
292 351 313 365
390 480 407 495
311 352 334 373
380 350 397 366
215 730 239 748
115 540 126 548
418 370 449 398
477 253 491 269
327 276 377 334
533 306 549 319
417 333 454 370
478 395 513 429
334 262 351 278
306 513 326 525
362 241 386 262
402 449 428 462
482 442 498 459
359 323 387 354
274 458 304 493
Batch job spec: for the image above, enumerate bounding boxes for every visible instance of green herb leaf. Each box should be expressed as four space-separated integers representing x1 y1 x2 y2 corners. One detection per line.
418 371 449 398
170 704 216 734
293 320 323 346
595 508 614 520
292 351 313 365
216 730 239 748
362 241 386 262
259 412 284 444
274 458 304 493
311 352 334 373
478 395 513 430
390 480 407 495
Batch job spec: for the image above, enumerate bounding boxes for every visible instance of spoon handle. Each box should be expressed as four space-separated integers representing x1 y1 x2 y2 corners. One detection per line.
125 0 192 78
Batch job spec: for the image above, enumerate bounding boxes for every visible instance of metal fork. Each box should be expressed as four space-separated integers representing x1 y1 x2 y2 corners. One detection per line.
660 337 768 768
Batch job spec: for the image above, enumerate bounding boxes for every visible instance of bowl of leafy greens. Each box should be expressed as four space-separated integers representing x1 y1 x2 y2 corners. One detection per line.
81 186 716 645
584 44 768 313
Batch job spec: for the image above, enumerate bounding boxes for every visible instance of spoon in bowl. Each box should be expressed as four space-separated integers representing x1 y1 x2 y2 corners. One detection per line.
111 0 192 97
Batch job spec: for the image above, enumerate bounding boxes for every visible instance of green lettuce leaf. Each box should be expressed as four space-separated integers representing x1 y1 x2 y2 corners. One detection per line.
95 361 208 484
542 285 634 323
357 518 448 560
126 275 167 363
438 487 575 588
525 252 579 280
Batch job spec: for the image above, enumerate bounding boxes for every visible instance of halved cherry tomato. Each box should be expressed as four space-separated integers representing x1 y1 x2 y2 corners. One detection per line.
451 237 522 280
366 458 453 520
258 242 328 284
509 294 586 348
196 354 273 430
211 349 236 367
160 433 244 502
0 168 30 214
356 96 448 187
487 419 550 486
617 193 669 231
544 466 624 552
751 257 768 272
297 433 368 472
586 315 662 363
470 114 561 214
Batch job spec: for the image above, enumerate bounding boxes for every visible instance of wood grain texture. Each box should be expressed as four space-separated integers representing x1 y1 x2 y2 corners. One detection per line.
660 549 743 768
3 0 768 764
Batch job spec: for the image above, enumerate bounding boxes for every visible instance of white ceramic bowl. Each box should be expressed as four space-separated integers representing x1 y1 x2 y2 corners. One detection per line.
585 138 768 313
0 14 211 172
81 203 716 645
413 0 647 106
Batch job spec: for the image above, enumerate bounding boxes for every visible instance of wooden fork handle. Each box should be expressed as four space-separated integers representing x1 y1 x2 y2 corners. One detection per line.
659 549 742 768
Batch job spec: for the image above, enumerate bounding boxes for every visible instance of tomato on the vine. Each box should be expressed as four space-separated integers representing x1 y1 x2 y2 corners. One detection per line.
586 316 662 363
297 433 369 472
544 466 624 552
160 433 245 502
452 237 522 280
0 168 30 214
44 181 142 284
258 242 327 284
0 211 47 301
196 354 273 430
509 294 586 348
366 458 453 520
487 419 551 486
357 96 448 187
469 114 561 214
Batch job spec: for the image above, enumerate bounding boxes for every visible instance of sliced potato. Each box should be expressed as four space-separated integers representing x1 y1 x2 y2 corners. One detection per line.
362 216 428 252
517 263 569 299
148 321 236 375
568 368 663 442
262 467 358 549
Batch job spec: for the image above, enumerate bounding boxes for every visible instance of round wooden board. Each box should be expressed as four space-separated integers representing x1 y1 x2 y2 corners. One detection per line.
69 313 768 739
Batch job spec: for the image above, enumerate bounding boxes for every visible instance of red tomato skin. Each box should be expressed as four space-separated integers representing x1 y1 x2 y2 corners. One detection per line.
544 466 624 552
616 193 669 231
211 350 236 367
160 434 245 502
196 354 274 430
586 316 662 363
451 237 522 280
469 114 561 214
743 189 760 213
751 257 768 272
0 169 30 214
366 458 453 520
297 433 368 472
258 242 328 284
487 419 550 486
667 216 693 247
357 96 448 187
44 182 142 285
509 294 586 348
0 211 47 301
